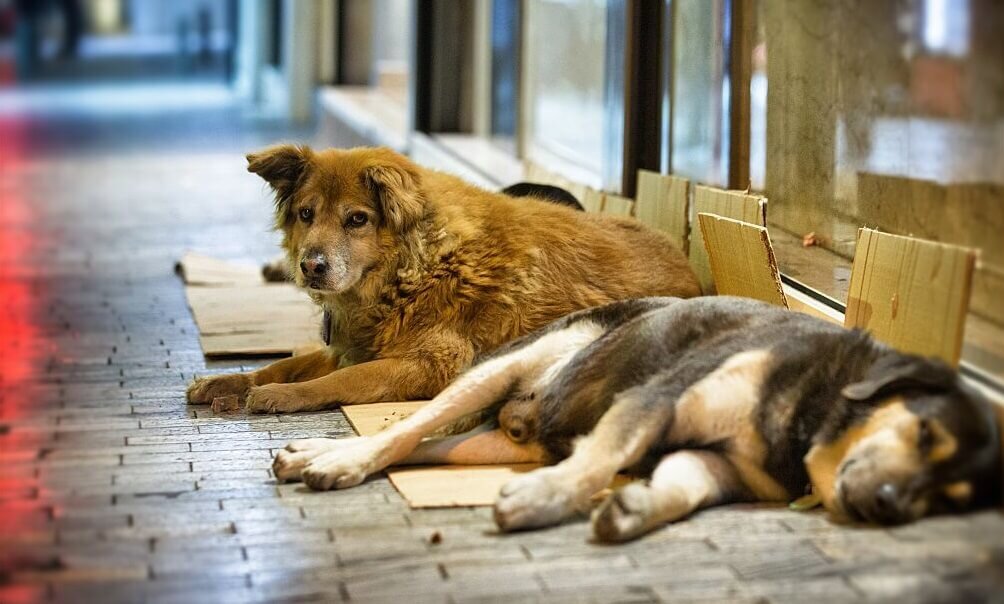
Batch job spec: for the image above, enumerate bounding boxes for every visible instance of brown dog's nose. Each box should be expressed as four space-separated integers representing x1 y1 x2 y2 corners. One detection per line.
300 254 328 277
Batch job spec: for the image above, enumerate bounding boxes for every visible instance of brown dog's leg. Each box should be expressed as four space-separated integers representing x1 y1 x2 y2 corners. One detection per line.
592 450 742 542
244 358 425 413
251 349 339 384
186 349 337 406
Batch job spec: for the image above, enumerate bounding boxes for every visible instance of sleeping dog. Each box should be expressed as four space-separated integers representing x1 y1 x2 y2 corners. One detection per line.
273 296 1001 542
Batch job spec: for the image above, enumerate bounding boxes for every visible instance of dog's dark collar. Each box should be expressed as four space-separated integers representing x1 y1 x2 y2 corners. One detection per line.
322 310 332 346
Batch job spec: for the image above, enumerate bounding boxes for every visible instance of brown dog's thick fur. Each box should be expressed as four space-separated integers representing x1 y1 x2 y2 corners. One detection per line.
186 146 700 413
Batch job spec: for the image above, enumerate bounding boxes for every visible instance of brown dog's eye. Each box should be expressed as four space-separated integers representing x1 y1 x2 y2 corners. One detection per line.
346 212 368 228
298 207 314 223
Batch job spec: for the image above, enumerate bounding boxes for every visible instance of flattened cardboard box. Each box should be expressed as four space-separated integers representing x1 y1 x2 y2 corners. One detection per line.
846 228 976 366
601 193 635 217
176 251 262 286
178 252 322 357
342 402 543 508
343 402 631 508
690 186 767 295
698 213 787 308
184 284 322 357
635 170 690 255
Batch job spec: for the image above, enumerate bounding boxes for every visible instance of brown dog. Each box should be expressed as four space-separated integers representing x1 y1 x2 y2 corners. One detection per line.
186 145 700 413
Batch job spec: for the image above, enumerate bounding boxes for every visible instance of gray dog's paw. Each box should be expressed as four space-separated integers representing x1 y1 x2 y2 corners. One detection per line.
591 482 655 543
494 469 580 532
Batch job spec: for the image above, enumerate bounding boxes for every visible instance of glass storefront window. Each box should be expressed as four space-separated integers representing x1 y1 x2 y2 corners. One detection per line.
665 0 732 187
523 0 613 189
748 0 1004 379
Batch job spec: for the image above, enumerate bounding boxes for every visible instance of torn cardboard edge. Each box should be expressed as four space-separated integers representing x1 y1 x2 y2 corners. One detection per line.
845 228 976 367
698 213 787 308
691 186 768 295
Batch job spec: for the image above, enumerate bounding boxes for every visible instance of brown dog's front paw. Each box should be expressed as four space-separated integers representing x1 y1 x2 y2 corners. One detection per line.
186 373 253 405
245 384 308 414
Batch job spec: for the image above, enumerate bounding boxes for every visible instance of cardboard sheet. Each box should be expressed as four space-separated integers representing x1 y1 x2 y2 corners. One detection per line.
341 401 431 435
601 193 635 217
176 251 263 286
691 186 767 294
341 402 543 507
845 228 976 366
698 214 787 308
635 170 690 254
178 252 323 358
185 284 322 357
582 188 605 213
342 402 632 508
381 465 544 508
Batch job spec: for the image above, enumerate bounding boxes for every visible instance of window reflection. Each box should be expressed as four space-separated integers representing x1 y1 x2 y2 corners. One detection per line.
665 0 731 187
749 0 1004 348
922 0 969 57
524 0 609 187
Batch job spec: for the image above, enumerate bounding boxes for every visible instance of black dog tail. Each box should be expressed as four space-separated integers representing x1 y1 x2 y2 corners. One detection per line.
501 182 584 211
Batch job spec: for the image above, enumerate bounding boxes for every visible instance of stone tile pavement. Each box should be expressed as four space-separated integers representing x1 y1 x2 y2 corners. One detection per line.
1 81 1002 603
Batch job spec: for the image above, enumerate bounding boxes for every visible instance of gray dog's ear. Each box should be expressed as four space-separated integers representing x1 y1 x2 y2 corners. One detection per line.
842 354 956 402
246 144 312 210
363 153 425 232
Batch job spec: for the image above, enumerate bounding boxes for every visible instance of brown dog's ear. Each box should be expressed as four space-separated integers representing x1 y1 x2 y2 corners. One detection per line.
246 144 312 210
842 354 957 402
364 161 425 232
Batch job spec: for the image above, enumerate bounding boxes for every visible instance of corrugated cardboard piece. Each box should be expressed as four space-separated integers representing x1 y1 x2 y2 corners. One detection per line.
690 186 767 294
341 401 430 435
581 188 605 213
175 251 262 286
342 402 543 508
177 253 322 358
343 403 632 508
385 465 545 508
184 284 322 357
845 228 976 366
698 214 787 308
635 170 690 254
601 193 635 217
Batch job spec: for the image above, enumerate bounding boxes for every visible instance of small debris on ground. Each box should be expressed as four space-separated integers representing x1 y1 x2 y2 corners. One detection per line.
428 531 443 545
802 232 818 247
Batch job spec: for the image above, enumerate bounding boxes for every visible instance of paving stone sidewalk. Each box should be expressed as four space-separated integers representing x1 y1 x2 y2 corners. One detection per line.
1 82 1002 604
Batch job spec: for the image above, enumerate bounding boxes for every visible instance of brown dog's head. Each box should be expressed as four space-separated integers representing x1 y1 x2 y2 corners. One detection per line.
806 353 1001 525
246 145 426 294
